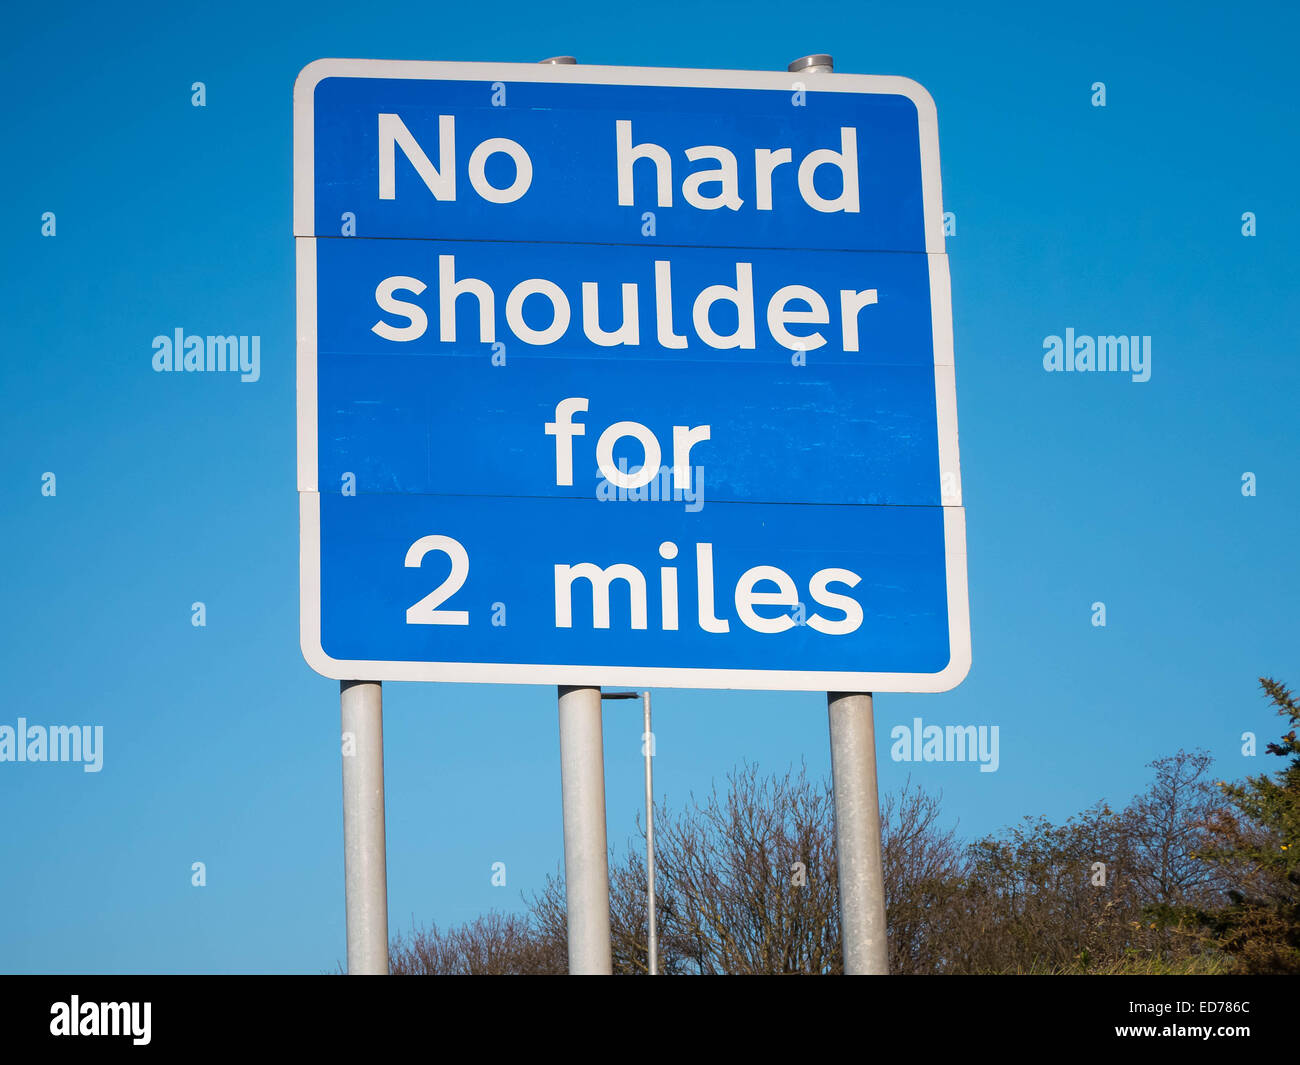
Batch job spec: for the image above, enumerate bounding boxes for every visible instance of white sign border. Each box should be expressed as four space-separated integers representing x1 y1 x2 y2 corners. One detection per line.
294 58 969 693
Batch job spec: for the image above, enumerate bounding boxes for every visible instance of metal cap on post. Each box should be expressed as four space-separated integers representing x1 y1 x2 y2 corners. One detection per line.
540 56 577 65
788 54 833 74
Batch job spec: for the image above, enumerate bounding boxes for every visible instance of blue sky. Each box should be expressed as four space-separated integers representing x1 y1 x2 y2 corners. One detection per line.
0 0 1296 973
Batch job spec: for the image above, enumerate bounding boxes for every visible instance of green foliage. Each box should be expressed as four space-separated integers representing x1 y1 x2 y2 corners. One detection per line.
1183 678 1300 973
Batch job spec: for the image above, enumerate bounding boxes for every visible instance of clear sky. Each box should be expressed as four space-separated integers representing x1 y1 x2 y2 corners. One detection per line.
0 0 1295 973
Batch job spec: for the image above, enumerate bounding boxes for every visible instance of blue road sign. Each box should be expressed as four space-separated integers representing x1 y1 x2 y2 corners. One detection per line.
294 59 969 691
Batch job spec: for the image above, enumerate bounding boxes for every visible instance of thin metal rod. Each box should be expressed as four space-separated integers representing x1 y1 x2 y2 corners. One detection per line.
642 691 658 975
340 679 390 974
557 685 613 974
827 692 889 974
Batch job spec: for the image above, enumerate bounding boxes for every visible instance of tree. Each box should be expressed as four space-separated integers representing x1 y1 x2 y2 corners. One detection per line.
388 912 564 975
879 780 964 974
1191 678 1300 973
533 763 842 974
525 765 965 974
385 686 1292 975
949 800 1150 972
1124 749 1224 911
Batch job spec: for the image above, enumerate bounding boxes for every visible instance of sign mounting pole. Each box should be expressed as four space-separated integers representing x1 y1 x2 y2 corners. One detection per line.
340 679 390 974
557 685 614 974
544 55 613 976
788 53 890 976
827 690 888 973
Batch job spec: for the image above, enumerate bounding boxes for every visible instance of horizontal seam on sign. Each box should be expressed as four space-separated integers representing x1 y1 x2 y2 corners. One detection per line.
314 358 937 366
305 490 959 509
302 234 942 256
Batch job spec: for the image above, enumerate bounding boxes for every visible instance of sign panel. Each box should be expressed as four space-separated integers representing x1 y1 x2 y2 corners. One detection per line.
295 59 969 691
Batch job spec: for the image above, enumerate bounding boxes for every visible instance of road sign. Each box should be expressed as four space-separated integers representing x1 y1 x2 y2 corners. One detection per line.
294 59 969 692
